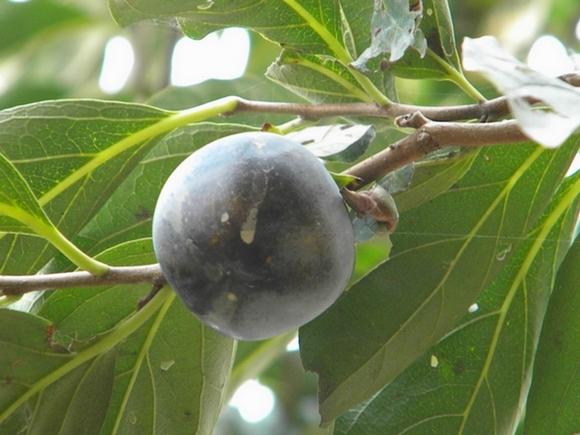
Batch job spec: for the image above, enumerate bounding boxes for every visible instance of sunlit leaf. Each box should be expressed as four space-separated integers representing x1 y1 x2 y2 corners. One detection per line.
463 36 580 148
0 100 170 274
300 137 578 423
524 240 580 434
334 172 579 435
0 151 52 234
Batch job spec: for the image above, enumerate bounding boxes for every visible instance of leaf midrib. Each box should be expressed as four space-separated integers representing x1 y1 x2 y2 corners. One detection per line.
322 146 545 414
457 176 580 434
110 293 175 435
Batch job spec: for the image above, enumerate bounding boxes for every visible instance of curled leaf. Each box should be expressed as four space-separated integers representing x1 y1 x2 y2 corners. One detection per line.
289 124 375 162
462 36 580 148
353 0 427 71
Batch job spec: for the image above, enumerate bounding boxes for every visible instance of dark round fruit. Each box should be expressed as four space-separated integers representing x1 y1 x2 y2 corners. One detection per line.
152 132 355 340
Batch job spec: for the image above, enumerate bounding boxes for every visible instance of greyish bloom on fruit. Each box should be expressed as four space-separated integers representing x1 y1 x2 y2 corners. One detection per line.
152 132 355 340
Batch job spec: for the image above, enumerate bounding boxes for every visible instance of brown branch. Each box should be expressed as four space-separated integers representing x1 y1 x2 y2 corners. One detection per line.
232 72 579 123
344 113 528 190
0 264 164 296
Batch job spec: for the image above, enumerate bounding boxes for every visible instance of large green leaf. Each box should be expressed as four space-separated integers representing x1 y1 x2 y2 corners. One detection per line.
524 240 580 434
0 0 89 58
1 240 235 435
334 172 579 435
109 0 394 104
25 352 116 435
300 137 578 423
0 100 171 274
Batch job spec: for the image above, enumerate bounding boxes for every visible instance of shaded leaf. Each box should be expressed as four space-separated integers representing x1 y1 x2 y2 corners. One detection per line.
463 36 580 148
394 150 476 212
419 0 461 70
376 163 415 194
0 0 89 58
352 0 426 70
300 137 578 423
1 240 235 435
524 240 580 434
0 309 76 427
288 124 375 162
334 172 579 435
25 351 116 435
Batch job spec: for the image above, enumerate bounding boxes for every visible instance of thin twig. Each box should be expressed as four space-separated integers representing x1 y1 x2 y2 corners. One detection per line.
345 114 528 189
0 264 164 296
232 72 579 123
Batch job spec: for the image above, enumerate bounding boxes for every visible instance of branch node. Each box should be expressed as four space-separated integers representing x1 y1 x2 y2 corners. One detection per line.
396 111 430 129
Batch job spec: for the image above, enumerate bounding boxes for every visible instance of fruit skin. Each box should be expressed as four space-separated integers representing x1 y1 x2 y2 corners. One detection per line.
152 132 355 340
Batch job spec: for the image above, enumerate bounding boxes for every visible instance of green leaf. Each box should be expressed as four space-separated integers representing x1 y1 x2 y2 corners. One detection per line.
0 0 89 58
0 100 170 274
0 151 105 273
334 173 580 435
266 51 375 103
524 240 580 434
0 151 53 234
25 352 116 435
1 240 235 435
329 172 361 189
109 0 394 104
394 150 476 212
420 0 461 70
300 137 579 423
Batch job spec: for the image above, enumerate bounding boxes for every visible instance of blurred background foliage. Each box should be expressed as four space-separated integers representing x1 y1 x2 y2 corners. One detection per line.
0 0 577 434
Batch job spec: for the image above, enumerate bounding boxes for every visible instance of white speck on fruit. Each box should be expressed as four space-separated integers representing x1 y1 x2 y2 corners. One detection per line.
160 360 175 371
240 207 258 244
430 355 439 368
254 139 267 149
227 292 238 302
221 212 229 223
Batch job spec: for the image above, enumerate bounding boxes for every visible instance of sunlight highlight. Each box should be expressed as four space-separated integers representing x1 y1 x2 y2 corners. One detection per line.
170 28 250 87
527 35 576 77
286 335 299 352
98 36 135 94
229 379 275 423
